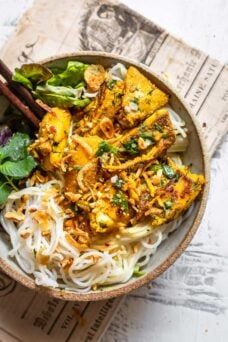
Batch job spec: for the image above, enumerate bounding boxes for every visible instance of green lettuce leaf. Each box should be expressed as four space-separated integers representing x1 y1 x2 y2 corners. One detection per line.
0 156 37 179
12 69 33 90
0 133 31 162
35 84 84 97
47 61 88 87
48 66 66 74
12 63 53 90
33 92 90 108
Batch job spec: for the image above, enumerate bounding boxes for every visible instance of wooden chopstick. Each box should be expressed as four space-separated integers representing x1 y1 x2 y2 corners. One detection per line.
0 79 39 128
0 59 45 119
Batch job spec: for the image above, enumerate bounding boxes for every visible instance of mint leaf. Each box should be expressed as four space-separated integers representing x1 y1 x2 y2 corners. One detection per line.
0 156 37 179
0 181 11 205
0 133 31 162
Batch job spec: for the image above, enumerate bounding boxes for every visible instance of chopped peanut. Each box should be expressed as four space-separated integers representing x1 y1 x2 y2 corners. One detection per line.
5 211 25 222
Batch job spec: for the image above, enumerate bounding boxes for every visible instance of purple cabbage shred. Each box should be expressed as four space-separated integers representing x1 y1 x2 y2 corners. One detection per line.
0 126 13 146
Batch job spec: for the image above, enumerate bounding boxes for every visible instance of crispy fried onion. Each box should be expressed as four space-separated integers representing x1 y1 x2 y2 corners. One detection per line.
72 134 93 156
99 117 114 138
103 153 152 172
77 161 96 191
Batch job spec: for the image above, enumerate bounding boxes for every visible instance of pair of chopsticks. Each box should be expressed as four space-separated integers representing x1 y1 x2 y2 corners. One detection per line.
0 59 45 128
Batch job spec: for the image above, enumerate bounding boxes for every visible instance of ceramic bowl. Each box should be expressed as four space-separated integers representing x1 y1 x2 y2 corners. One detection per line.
0 52 210 301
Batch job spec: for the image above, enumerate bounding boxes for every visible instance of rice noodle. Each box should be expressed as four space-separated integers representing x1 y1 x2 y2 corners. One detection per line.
167 106 189 152
0 181 193 292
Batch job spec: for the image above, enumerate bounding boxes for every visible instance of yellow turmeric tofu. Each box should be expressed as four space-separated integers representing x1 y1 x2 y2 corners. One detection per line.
76 80 124 136
68 135 102 167
65 159 99 194
95 80 124 120
120 66 168 127
89 184 132 233
29 107 71 171
64 136 102 193
145 158 205 226
103 109 175 171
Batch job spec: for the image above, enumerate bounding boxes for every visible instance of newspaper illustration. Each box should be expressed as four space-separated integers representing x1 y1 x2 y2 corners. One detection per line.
0 0 228 341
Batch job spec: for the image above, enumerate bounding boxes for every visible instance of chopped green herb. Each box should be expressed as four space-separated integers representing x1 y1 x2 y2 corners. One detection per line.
106 79 117 90
140 131 155 141
164 200 173 210
162 133 168 138
74 165 82 171
162 164 176 179
123 138 139 156
96 141 117 156
70 203 81 214
112 191 129 212
175 173 180 181
160 179 166 187
154 123 163 132
114 177 124 189
150 164 162 172
133 265 145 277
132 97 139 104
147 89 153 95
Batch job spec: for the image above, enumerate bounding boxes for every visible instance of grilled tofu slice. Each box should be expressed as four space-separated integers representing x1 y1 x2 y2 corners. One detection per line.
119 66 168 127
77 80 124 136
68 135 102 167
64 136 102 193
29 107 71 171
65 159 99 194
95 80 124 120
89 184 132 233
102 109 175 171
145 158 205 226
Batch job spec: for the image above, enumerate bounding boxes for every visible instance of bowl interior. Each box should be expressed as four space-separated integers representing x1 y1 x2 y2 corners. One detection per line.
0 53 208 301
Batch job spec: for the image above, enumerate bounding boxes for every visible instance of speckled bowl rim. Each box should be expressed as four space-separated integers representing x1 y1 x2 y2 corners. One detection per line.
0 51 210 301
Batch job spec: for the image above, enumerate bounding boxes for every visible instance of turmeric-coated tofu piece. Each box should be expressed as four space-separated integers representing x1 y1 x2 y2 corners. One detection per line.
119 66 168 127
29 107 71 171
89 184 132 233
103 109 175 171
145 158 205 226
76 80 124 136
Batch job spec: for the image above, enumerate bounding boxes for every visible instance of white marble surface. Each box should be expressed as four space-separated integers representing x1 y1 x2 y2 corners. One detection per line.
0 1 228 342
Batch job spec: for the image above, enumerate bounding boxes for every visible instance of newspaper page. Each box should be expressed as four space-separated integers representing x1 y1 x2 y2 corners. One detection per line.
0 270 122 342
0 0 228 341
